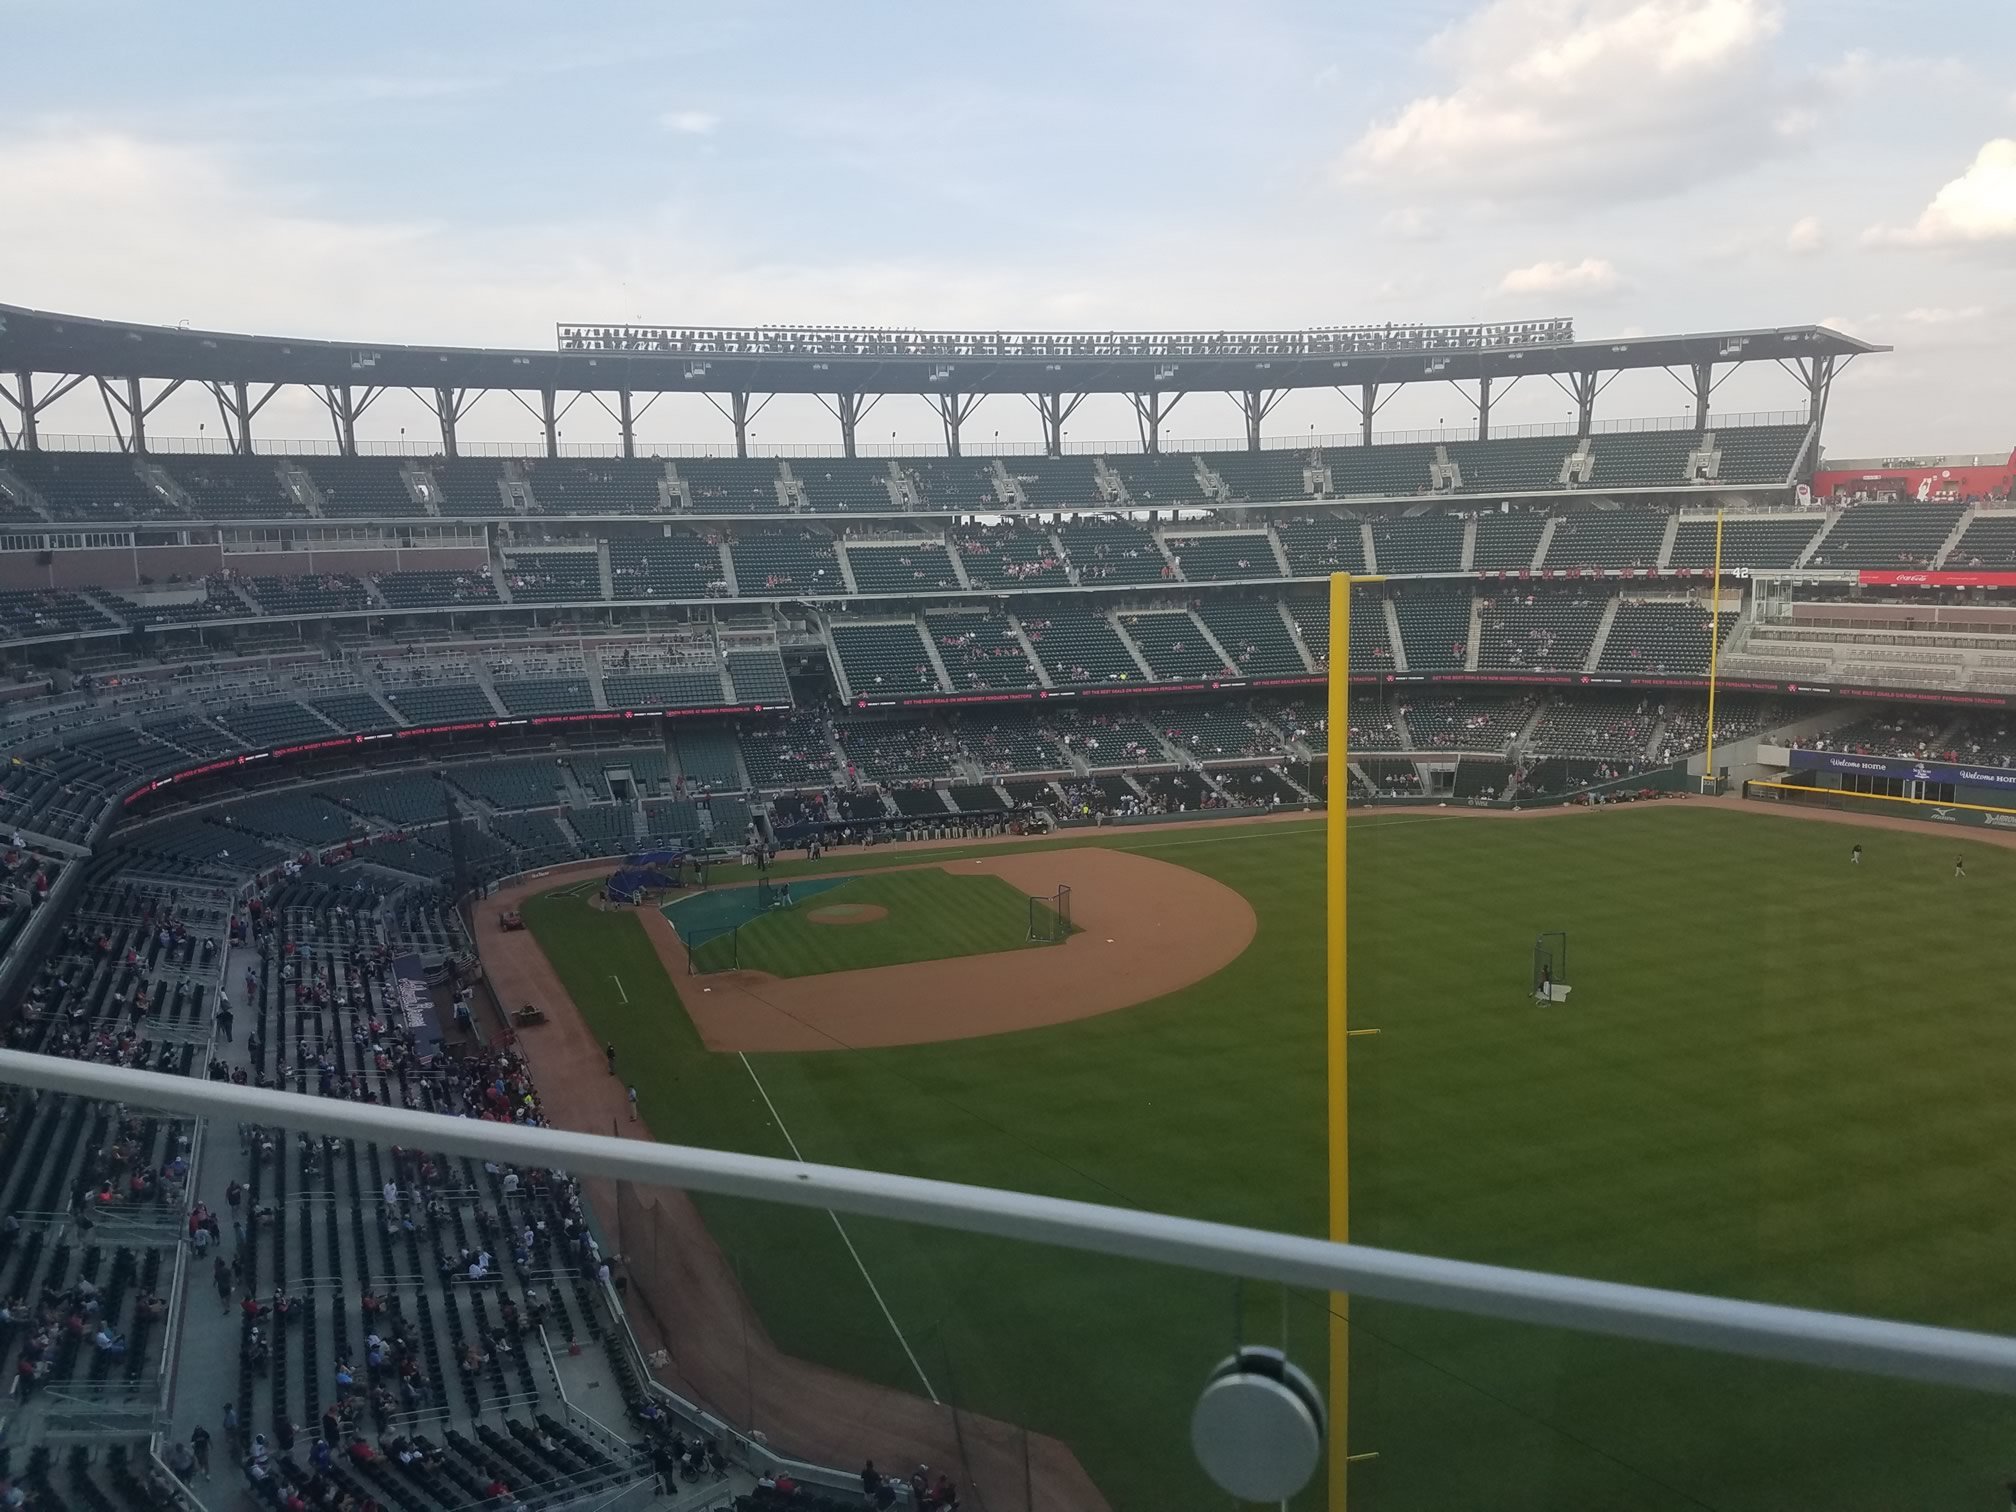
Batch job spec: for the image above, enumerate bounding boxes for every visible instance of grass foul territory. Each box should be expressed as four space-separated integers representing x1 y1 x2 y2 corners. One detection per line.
523 807 2016 1512
686 868 1070 977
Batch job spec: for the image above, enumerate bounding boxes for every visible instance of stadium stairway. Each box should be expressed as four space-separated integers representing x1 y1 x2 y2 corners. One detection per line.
1582 598 1622 673
1654 514 1680 569
1531 515 1561 570
1382 599 1409 673
1796 509 1840 567
1465 597 1484 671
1106 613 1159 681
1931 507 1978 570
915 617 956 690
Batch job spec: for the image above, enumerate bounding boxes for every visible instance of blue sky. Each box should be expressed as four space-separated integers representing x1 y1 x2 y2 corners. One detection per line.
4 0 2011 455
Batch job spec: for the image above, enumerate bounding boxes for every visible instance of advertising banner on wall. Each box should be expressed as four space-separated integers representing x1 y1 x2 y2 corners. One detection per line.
1789 748 2016 792
1857 570 2016 589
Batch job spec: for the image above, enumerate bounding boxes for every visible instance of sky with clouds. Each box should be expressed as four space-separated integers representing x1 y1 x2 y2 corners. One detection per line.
3 0 2011 458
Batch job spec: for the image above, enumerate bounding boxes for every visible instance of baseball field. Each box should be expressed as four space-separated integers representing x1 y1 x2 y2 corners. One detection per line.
496 802 2016 1512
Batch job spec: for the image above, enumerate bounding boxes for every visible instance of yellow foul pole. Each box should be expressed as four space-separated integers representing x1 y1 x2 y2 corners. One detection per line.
1703 509 1725 793
1326 571 1351 1512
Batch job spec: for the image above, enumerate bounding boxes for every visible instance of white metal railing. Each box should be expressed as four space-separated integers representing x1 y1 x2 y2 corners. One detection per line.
3 1050 2016 1400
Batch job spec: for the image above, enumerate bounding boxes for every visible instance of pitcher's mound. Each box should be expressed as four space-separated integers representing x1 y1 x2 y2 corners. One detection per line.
807 903 890 926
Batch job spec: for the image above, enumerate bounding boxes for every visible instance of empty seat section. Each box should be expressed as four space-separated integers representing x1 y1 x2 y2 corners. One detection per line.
244 574 371 615
6 452 180 522
447 759 565 809
302 456 429 517
308 692 396 731
1448 436 1575 493
1371 517 1464 573
903 459 1003 510
834 714 961 778
374 569 499 608
160 457 301 518
738 709 832 787
1526 696 1656 759
1403 694 1534 750
1284 591 1395 672
1945 513 2016 568
1145 704 1282 759
1472 512 1546 569
1005 458 1100 509
603 670 724 708
1588 429 1698 488
1108 454 1205 507
847 542 962 593
1018 609 1143 684
608 536 724 598
1808 502 1966 569
383 683 495 723
1165 532 1277 581
0 590 116 639
1389 587 1470 671
1118 611 1231 677
213 700 336 747
1668 515 1820 568
1476 591 1606 671
501 551 602 602
673 727 743 789
790 458 895 512
522 459 667 514
1541 511 1668 569
676 457 783 514
729 530 842 594
1326 442 1436 497
1197 600 1309 675
928 610 1041 690
830 621 943 692
953 709 1065 771
1712 424 1808 485
1060 518 1170 584
1598 601 1735 676
429 459 510 514
494 677 594 714
1277 516 1367 576
724 648 790 703
642 796 703 846
1205 449 1310 501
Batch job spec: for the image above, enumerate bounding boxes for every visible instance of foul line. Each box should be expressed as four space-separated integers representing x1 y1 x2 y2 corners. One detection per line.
737 1051 940 1403
611 975 627 1003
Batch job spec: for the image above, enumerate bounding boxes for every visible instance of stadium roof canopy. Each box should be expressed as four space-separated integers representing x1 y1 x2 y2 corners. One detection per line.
0 302 1885 458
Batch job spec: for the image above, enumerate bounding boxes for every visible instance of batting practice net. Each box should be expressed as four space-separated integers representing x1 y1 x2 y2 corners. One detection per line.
1026 884 1071 944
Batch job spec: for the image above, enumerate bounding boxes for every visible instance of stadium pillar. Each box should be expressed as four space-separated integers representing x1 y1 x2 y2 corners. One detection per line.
435 386 460 458
540 389 561 458
1237 388 1287 451
1691 361 1713 431
933 392 983 458
231 381 254 455
1027 392 1086 457
13 374 37 450
1336 382 1383 446
335 386 359 456
127 376 147 454
1475 374 1493 442
1572 370 1599 437
823 392 882 459
619 390 637 460
1128 390 1184 455
1800 353 1837 435
728 392 749 459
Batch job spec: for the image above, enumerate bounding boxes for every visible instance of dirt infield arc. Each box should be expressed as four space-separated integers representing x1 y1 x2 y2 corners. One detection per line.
662 848 1254 1052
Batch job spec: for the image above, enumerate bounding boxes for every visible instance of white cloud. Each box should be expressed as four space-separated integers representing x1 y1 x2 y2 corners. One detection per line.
1865 139 2016 250
1343 0 1788 202
1495 256 1623 296
1785 215 1825 254
1376 206 1437 241
1899 305 1986 326
659 110 719 136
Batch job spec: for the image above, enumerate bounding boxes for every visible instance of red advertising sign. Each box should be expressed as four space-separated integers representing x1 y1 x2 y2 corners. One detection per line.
1858 570 2016 589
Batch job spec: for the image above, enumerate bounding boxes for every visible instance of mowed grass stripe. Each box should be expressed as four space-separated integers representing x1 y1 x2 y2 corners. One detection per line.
690 868 1060 977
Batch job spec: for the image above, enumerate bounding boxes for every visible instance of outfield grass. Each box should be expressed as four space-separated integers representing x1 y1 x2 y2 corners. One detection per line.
685 868 1061 976
525 808 2016 1512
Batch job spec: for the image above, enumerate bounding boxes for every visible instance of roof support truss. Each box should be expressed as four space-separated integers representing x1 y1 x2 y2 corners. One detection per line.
931 391 985 458
1129 390 1185 455
815 392 883 459
408 386 486 458
201 380 281 456
311 384 385 456
1025 392 1087 457
1236 389 1289 452
1335 382 1397 446
94 376 184 454
700 391 771 459
506 388 588 458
